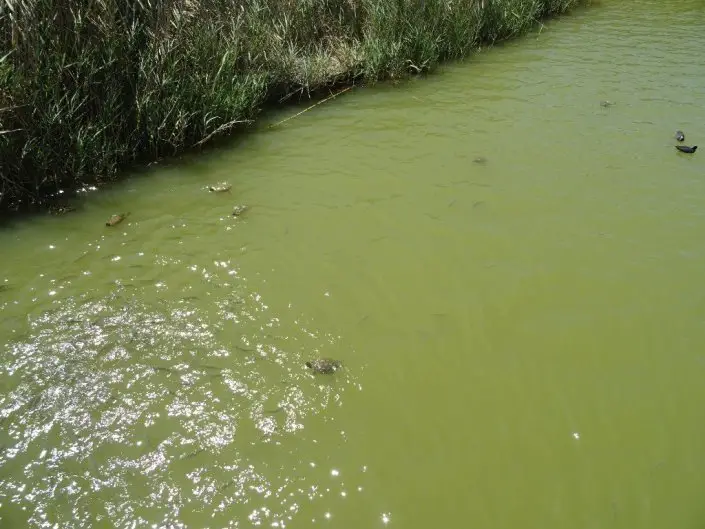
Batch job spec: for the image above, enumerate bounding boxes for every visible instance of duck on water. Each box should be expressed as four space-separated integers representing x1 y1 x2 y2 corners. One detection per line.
675 145 697 154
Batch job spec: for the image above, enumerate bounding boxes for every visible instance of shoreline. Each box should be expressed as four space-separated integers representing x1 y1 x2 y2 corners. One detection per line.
0 0 592 217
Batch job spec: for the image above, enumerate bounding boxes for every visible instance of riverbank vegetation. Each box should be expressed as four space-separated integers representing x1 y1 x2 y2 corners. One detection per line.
0 0 588 212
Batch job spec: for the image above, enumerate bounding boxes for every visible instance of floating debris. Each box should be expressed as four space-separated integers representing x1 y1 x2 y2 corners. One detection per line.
49 204 76 215
232 205 249 217
209 183 232 193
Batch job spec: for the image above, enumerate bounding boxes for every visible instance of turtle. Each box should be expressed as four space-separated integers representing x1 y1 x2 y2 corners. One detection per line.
106 212 130 227
209 183 232 193
675 130 685 142
232 205 249 217
675 145 697 154
305 358 343 374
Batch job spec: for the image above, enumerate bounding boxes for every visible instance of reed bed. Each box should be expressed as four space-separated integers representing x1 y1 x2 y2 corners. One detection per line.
0 0 587 211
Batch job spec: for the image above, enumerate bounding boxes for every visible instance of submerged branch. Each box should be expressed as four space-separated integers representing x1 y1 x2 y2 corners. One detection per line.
194 119 253 147
269 86 353 129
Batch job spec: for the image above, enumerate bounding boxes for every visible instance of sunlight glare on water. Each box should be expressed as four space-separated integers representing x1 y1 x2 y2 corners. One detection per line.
3 1 705 528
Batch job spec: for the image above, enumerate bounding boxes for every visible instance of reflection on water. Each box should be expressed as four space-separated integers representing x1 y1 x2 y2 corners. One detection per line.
0 254 364 526
4 0 705 527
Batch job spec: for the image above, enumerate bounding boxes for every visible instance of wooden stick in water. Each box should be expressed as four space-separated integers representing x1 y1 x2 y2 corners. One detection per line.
269 86 353 129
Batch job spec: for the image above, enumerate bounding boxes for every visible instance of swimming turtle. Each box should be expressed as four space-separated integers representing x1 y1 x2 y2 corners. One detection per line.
232 205 249 217
305 358 343 374
106 212 129 226
675 145 697 154
675 130 685 142
209 183 232 193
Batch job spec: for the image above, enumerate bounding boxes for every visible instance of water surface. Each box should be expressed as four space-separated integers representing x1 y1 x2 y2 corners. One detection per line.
2 1 705 527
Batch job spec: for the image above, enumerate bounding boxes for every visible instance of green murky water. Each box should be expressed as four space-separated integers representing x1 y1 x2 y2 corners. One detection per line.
3 1 705 527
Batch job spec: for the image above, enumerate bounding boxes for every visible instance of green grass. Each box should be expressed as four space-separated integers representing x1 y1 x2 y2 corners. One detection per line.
0 0 589 212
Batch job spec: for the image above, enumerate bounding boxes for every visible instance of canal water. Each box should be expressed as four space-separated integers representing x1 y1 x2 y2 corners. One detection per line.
2 0 705 527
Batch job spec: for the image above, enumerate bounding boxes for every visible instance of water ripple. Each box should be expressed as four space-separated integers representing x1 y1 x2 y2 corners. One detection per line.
0 259 360 526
